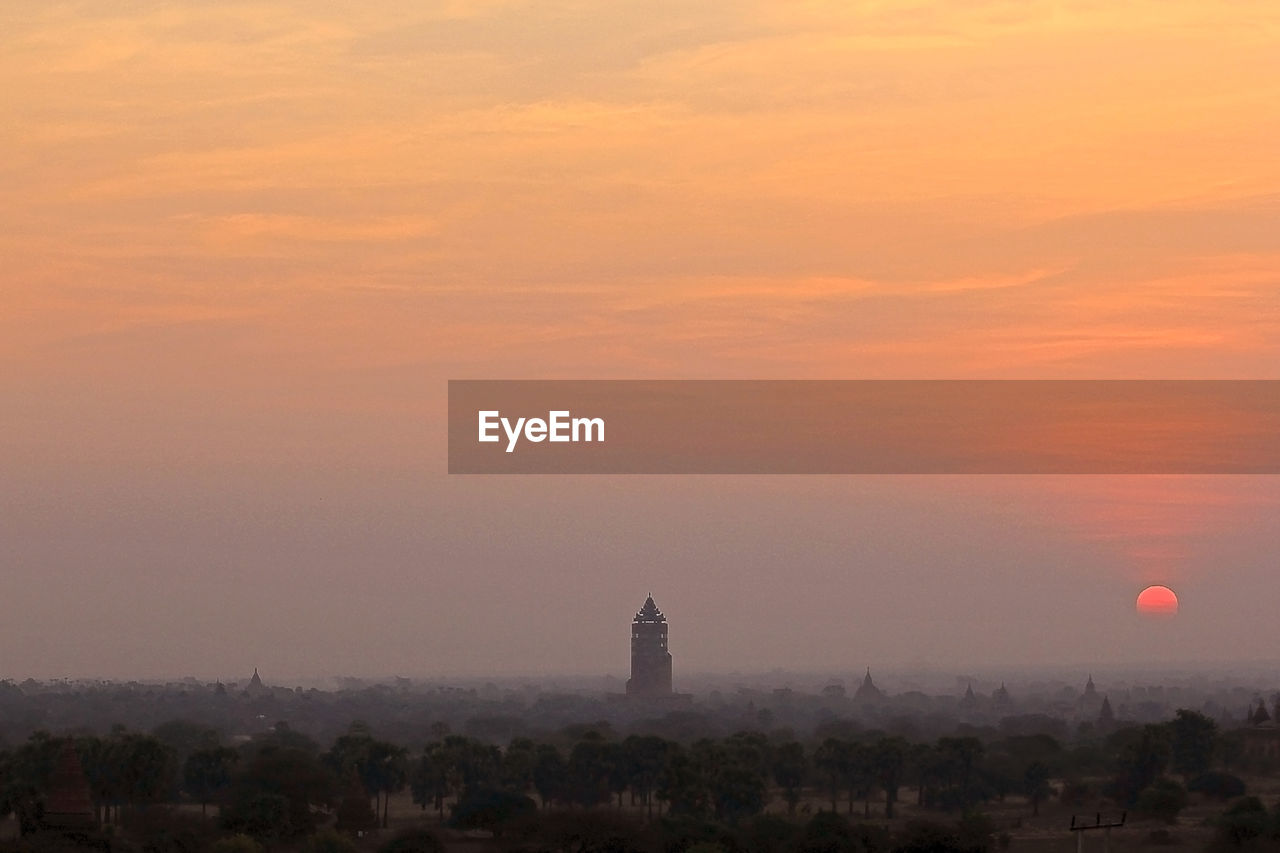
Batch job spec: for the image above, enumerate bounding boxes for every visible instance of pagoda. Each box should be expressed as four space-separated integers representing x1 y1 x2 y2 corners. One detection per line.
854 669 884 702
626 595 672 697
42 742 96 832
245 668 269 698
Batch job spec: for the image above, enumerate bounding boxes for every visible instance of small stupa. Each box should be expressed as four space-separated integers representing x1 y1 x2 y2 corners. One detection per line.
42 742 96 831
335 771 377 834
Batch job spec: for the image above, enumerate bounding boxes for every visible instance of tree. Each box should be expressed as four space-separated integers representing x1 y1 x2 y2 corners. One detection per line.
222 746 335 839
566 735 612 808
908 742 937 807
1169 709 1217 780
843 742 877 818
324 725 407 828
501 737 537 796
933 737 985 812
813 738 848 812
184 746 238 817
532 744 566 810
623 734 669 820
602 741 630 808
153 720 221 765
367 739 408 828
657 747 708 818
1021 761 1051 817
872 736 907 818
706 733 771 824
410 748 448 818
771 741 806 816
1107 724 1170 806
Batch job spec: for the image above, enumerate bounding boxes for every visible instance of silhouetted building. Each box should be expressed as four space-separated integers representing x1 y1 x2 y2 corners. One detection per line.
1078 673 1103 716
245 668 269 698
335 770 377 834
993 682 1012 711
854 668 884 702
626 595 672 697
1098 695 1116 729
43 743 96 831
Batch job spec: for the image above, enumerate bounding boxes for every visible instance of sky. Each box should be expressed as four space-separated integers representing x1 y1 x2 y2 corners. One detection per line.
2 0 1279 681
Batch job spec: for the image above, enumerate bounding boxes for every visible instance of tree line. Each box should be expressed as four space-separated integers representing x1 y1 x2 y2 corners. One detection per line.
0 708 1265 848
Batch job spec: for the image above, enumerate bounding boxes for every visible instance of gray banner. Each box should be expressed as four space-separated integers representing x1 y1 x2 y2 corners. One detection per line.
448 380 1280 474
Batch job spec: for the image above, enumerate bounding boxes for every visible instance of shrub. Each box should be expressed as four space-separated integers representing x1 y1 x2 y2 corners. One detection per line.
449 788 537 837
792 811 888 853
1188 772 1247 800
1058 779 1094 808
301 829 357 853
1134 780 1188 825
1210 798 1275 850
376 829 445 853
739 815 798 853
209 835 263 853
893 817 989 853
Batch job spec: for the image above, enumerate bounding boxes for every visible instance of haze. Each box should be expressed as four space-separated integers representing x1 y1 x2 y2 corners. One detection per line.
2 1 1279 680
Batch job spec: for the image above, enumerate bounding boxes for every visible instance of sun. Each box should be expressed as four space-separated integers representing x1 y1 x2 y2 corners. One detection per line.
1136 585 1179 617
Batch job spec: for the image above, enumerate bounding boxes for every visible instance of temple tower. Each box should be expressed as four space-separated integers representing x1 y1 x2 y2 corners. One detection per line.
42 742 96 832
626 595 672 697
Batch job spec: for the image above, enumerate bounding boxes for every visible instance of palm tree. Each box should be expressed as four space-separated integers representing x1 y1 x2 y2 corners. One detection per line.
872 737 907 818
813 738 848 812
771 741 806 815
183 746 238 817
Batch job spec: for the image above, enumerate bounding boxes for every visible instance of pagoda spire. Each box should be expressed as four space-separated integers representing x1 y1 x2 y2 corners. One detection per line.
855 668 884 702
627 594 672 697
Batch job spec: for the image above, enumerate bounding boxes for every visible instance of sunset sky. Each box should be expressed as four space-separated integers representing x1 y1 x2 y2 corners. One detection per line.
2 1 1279 680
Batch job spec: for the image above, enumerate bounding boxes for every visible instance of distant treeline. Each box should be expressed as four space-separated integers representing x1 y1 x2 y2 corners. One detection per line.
2 706 1277 852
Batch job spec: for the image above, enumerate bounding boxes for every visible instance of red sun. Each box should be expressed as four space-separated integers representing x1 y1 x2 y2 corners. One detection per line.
1136 585 1179 616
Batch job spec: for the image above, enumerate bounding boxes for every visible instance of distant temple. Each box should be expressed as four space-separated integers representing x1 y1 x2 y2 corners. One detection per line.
245 668 269 698
854 669 884 702
1098 695 1115 726
1078 673 1103 716
42 743 96 832
626 595 672 697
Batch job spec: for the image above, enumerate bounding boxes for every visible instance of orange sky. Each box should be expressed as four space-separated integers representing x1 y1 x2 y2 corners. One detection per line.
2 1 1279 677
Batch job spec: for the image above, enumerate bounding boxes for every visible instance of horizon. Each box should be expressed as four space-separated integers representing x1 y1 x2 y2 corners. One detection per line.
4 1 1280 679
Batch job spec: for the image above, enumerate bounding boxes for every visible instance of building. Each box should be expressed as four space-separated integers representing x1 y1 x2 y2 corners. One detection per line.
42 743 96 832
245 668 269 698
626 595 672 697
854 668 884 702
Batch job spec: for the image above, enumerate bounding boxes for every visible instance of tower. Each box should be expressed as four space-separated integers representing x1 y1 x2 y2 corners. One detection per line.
626 595 672 697
42 743 96 831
